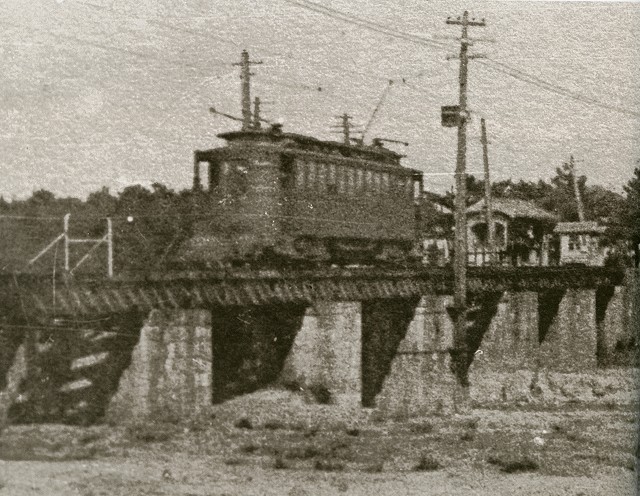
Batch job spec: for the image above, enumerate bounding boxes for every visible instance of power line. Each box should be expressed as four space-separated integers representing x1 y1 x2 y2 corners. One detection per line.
477 59 640 118
280 0 450 50
280 0 640 120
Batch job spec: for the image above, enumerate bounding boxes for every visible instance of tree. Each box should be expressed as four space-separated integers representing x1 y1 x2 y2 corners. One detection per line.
623 165 640 254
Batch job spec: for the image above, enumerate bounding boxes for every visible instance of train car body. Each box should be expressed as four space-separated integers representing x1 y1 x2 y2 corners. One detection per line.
179 125 423 266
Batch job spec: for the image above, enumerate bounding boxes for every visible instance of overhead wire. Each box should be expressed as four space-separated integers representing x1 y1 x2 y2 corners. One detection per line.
280 0 640 120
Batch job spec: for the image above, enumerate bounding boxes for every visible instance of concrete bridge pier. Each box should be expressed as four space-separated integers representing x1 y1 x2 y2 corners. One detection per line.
538 288 597 372
373 296 455 417
107 309 212 423
280 302 362 407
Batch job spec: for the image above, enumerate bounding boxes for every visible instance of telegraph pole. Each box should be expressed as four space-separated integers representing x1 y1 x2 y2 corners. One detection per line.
331 113 354 145
253 97 262 129
568 155 586 221
233 50 262 130
445 11 486 410
480 118 495 261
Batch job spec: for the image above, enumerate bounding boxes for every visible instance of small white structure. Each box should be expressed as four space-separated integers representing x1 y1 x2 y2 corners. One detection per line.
466 198 557 266
554 221 607 266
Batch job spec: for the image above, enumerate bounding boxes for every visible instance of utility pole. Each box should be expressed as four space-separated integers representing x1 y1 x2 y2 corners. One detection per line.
233 50 262 130
253 97 262 129
445 11 485 411
331 113 354 145
480 118 495 262
568 155 585 221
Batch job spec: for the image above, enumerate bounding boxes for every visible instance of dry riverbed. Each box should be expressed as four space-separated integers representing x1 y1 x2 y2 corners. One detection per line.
0 389 637 496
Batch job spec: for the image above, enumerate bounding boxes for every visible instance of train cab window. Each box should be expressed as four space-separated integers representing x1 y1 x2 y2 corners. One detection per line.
296 160 304 188
337 166 346 194
373 172 381 193
405 177 413 197
381 172 389 192
347 168 355 195
280 154 294 190
307 162 316 189
327 164 337 194
224 159 249 195
356 169 364 192
317 163 326 192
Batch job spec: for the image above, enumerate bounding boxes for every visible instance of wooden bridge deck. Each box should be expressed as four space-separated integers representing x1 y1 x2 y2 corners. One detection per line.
1 265 625 319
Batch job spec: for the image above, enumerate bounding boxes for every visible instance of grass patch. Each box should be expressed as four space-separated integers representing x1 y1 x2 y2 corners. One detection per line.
233 417 253 430
487 454 539 473
273 455 288 469
263 420 285 431
413 454 442 471
463 418 479 430
78 432 103 445
223 457 244 466
314 459 345 472
409 422 434 435
460 431 475 442
303 426 319 438
309 384 332 404
127 423 176 443
363 461 384 473
345 428 360 437
284 445 321 460
239 443 259 454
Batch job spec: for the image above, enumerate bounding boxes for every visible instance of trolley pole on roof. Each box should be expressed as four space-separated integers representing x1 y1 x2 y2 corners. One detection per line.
233 50 262 130
480 118 495 262
444 11 486 412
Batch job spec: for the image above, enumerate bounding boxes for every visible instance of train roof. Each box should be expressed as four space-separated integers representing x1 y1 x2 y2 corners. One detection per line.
216 127 407 166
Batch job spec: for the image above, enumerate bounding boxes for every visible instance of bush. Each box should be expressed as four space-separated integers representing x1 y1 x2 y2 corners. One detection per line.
460 431 475 442
263 420 285 431
345 428 360 437
487 454 539 473
309 384 332 404
127 423 176 443
413 454 441 471
239 443 259 454
233 417 253 430
409 422 434 435
284 445 320 460
273 455 288 469
314 459 345 472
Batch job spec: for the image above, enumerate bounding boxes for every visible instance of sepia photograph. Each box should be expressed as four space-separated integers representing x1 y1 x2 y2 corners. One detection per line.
0 0 638 494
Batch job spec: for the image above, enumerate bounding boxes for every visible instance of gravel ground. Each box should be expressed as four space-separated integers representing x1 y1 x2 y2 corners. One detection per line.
0 388 637 496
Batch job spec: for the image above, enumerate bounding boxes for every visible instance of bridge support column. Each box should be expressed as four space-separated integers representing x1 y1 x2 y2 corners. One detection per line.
280 302 361 407
539 289 597 372
374 296 455 417
107 309 212 422
468 291 539 404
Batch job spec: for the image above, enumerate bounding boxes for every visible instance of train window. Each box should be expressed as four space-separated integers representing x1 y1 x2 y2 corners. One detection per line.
355 169 362 192
295 160 304 188
317 163 326 192
280 155 294 190
327 164 337 194
373 172 381 192
225 160 249 195
307 161 316 188
365 170 373 193
381 172 389 191
337 166 345 194
347 168 355 195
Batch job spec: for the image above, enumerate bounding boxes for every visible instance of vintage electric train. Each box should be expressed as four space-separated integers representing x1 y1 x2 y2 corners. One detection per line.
178 123 424 267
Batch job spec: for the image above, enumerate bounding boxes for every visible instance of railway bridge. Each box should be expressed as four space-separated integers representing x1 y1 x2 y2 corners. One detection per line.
0 265 636 425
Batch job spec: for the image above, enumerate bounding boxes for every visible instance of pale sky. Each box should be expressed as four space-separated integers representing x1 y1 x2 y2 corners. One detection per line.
0 0 638 199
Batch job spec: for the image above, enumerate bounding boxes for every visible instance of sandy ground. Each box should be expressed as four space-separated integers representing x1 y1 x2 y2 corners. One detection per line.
0 389 637 496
